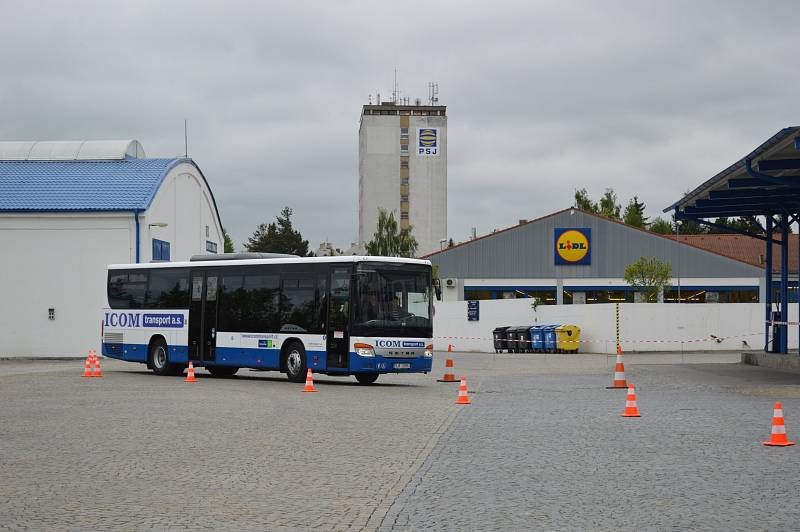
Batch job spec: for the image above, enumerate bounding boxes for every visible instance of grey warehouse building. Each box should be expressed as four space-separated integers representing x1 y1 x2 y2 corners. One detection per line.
424 208 767 304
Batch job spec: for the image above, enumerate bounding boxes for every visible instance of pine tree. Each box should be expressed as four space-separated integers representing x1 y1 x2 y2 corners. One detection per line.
623 196 648 228
244 206 309 256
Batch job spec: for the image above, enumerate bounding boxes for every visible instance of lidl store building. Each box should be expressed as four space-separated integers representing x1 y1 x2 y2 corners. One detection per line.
425 208 782 305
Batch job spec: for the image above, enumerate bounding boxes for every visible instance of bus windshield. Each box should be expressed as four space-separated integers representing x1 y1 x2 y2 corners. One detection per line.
352 262 432 338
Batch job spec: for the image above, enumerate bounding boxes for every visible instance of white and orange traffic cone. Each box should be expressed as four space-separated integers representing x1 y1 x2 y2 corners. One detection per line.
455 376 471 405
437 358 457 383
621 384 641 417
184 361 197 383
82 351 93 378
91 350 103 378
763 402 795 447
303 368 317 392
606 351 628 389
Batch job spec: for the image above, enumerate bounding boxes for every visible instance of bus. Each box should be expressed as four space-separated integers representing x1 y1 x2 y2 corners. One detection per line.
101 254 433 384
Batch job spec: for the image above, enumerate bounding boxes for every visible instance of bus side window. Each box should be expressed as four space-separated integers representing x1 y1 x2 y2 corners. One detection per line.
108 270 147 309
220 274 244 331
146 268 190 309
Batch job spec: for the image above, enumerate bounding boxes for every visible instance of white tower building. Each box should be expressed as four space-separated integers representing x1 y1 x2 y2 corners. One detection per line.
358 100 447 256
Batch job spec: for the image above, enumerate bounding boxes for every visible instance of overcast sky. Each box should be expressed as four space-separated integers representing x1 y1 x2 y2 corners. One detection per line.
2 1 799 251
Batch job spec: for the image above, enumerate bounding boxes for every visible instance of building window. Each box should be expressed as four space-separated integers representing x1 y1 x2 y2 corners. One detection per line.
400 159 409 169
205 225 210 238
400 127 409 139
401 195 409 202
152 239 171 261
400 144 409 155
400 212 409 220
401 177 409 185
206 240 218 254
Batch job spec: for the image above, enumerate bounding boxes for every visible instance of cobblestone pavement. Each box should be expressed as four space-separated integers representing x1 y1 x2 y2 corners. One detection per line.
1 353 798 530
381 354 800 531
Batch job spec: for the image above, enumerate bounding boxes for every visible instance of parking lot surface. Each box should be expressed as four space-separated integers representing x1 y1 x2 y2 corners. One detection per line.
2 352 799 530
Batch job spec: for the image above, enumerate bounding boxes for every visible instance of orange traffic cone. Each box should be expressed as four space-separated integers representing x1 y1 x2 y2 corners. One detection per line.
91 350 103 378
447 344 453 353
437 358 458 383
621 384 641 417
606 351 628 389
302 369 317 392
184 361 197 383
763 402 795 447
455 376 471 404
82 351 93 378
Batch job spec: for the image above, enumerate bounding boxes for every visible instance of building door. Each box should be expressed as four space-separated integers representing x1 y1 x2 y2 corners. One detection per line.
326 267 350 369
188 269 219 363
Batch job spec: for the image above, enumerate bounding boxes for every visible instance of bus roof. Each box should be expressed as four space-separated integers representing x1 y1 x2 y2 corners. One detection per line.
108 255 432 270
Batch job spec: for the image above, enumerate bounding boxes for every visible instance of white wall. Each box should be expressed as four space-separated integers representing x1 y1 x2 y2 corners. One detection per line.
142 163 223 262
433 299 795 353
0 162 223 357
0 213 134 357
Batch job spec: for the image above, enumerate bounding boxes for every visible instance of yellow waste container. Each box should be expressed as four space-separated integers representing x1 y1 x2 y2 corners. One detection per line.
555 325 581 353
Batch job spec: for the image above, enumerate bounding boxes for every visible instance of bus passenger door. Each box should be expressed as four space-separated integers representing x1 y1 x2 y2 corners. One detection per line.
188 269 219 363
326 267 350 369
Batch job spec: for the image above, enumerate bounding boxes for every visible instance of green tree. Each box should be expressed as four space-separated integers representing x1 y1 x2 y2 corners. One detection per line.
574 188 598 213
648 217 673 235
599 188 621 220
365 208 418 257
223 230 235 253
244 206 309 256
624 256 672 302
623 196 648 228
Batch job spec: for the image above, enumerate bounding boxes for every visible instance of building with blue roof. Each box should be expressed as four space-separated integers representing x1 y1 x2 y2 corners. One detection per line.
0 140 224 357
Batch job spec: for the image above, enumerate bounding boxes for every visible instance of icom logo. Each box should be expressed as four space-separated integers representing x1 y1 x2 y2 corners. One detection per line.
555 228 591 265
417 128 439 156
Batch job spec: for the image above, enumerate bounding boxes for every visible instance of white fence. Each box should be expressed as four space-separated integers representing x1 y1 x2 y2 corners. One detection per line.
433 300 797 353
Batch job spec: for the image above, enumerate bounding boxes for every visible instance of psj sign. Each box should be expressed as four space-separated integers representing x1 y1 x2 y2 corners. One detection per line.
417 128 439 156
554 228 591 265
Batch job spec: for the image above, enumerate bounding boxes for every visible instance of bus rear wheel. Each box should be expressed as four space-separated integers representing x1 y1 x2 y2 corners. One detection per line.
149 338 182 376
207 366 239 377
355 372 379 385
283 341 307 383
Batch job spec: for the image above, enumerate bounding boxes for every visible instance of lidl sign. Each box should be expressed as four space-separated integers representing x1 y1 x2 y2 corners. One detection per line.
554 228 591 265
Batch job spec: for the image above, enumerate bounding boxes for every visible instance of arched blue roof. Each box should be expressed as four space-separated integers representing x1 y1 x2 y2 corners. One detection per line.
0 157 223 229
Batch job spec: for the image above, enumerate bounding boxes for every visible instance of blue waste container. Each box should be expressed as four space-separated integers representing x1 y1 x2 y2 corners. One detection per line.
529 325 545 352
543 325 560 353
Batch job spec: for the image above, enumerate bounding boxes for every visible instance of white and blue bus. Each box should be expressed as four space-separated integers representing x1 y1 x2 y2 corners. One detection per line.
101 254 433 384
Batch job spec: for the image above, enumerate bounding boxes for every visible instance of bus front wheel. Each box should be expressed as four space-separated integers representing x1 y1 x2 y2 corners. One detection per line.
149 338 181 376
355 372 379 385
283 342 307 383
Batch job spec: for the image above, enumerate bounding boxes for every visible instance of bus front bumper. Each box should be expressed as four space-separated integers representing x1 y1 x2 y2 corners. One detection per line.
348 352 433 374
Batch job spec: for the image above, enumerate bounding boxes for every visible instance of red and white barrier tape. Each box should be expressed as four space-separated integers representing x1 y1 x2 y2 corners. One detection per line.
436 332 762 345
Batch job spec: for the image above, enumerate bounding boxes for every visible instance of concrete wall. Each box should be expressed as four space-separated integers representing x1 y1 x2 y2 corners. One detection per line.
359 113 447 257
433 299 795 353
408 115 447 256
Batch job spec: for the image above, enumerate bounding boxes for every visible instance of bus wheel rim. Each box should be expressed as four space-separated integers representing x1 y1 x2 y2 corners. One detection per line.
287 350 301 375
154 346 166 369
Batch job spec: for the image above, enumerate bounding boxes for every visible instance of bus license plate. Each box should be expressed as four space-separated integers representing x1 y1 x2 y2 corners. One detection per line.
394 363 411 369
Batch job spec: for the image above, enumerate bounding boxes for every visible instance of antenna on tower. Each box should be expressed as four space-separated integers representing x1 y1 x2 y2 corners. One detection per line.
184 119 188 158
368 94 372 105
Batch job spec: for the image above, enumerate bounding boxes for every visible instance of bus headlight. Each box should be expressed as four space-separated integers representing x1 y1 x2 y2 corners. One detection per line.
354 343 375 357
424 344 433 358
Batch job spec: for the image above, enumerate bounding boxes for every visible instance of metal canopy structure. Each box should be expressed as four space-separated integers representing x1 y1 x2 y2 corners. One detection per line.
665 127 800 354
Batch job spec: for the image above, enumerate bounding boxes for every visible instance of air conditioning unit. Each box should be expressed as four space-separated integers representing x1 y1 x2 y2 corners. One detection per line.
443 278 457 288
